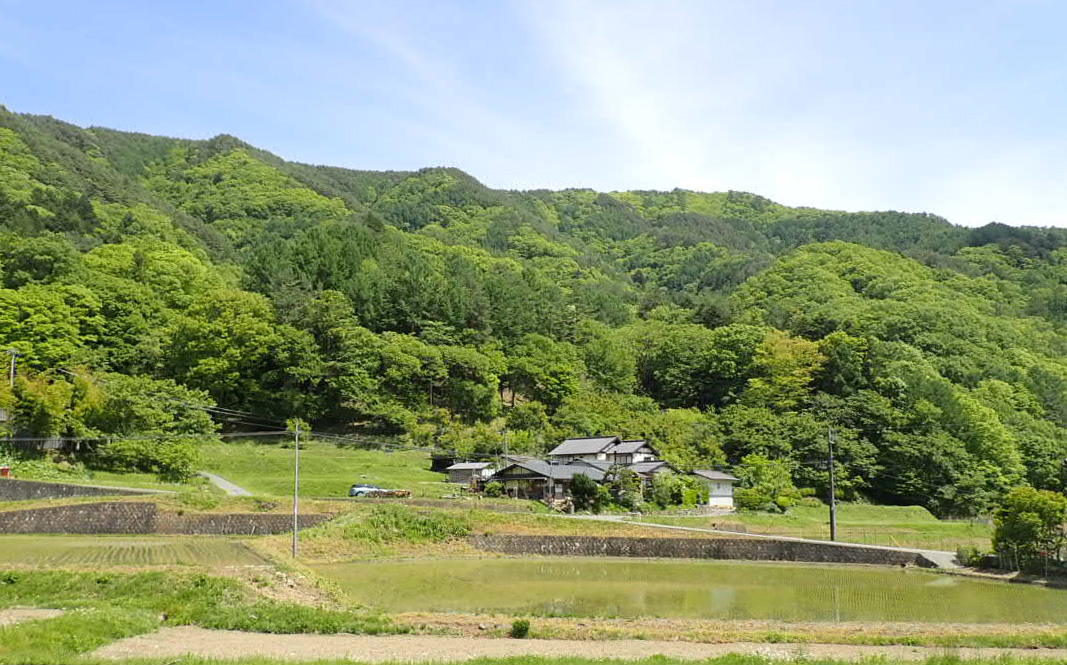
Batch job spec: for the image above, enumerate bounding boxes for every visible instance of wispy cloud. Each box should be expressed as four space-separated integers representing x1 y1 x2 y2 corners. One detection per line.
515 0 1067 226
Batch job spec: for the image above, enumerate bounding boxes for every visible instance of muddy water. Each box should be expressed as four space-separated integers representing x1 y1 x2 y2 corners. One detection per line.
314 557 1067 622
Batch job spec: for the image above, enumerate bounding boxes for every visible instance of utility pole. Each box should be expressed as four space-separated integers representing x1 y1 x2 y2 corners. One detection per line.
828 426 838 542
6 349 19 390
292 423 300 558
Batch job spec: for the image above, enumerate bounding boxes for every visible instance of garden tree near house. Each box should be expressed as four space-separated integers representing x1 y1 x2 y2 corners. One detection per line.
570 472 610 513
650 470 708 508
605 464 643 510
992 486 1067 569
733 453 801 512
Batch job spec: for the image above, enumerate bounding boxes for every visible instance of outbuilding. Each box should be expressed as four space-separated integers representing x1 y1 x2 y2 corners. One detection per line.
446 462 494 484
692 469 740 509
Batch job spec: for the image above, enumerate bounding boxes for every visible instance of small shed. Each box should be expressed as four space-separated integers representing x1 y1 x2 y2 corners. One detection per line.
446 462 493 484
692 469 740 509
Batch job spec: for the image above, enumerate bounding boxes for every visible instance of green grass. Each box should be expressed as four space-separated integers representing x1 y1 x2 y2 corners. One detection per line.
0 535 268 568
0 569 400 664
634 504 992 551
199 440 452 499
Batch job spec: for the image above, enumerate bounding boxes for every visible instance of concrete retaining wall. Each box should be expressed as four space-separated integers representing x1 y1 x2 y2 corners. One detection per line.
470 534 939 568
0 501 333 535
0 478 160 501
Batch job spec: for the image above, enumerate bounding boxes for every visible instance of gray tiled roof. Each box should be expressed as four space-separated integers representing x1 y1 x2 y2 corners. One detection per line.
547 436 620 456
693 469 740 482
499 460 606 481
607 440 654 454
447 462 492 470
628 461 673 474
572 459 614 471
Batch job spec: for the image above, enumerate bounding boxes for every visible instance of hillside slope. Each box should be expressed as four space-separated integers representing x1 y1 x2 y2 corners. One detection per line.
3 104 1067 515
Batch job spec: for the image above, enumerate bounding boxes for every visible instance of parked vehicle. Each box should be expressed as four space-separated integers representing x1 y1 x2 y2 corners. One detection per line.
348 483 382 497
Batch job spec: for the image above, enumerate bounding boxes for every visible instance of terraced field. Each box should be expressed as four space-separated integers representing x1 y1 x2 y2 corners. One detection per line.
0 535 268 567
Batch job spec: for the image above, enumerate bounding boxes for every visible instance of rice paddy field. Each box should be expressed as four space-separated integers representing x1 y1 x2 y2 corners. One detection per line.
313 557 1067 623
0 535 269 568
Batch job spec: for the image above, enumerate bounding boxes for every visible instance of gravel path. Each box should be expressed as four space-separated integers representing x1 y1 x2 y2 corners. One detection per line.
197 472 252 497
93 627 1067 662
0 609 63 626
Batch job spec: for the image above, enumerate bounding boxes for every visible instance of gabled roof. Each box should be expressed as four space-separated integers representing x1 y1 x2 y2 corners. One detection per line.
572 459 614 471
607 439 657 455
693 469 740 482
447 462 492 470
547 436 620 456
496 460 606 482
628 460 674 475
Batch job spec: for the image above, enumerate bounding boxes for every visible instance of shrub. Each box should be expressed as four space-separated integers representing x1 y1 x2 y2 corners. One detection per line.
734 487 774 512
342 505 471 544
510 619 530 638
483 481 505 498
94 437 203 482
570 473 599 512
956 545 985 567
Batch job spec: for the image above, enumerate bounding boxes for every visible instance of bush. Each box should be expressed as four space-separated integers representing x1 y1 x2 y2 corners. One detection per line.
956 545 985 567
94 437 203 482
734 487 774 512
342 505 471 544
510 619 530 638
483 481 505 498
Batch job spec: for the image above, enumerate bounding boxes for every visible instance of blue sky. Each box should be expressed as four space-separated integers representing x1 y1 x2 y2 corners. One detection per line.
2 0 1065 227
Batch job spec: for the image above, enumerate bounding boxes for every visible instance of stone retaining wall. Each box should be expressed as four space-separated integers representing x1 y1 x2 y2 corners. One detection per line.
470 534 939 568
0 478 160 501
0 502 156 534
157 512 332 535
0 501 333 535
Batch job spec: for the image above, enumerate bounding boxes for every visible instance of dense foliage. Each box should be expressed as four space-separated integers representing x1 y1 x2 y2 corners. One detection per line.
5 105 1067 513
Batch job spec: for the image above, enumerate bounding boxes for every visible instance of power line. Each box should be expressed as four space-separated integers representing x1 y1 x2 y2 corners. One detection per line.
2 430 286 445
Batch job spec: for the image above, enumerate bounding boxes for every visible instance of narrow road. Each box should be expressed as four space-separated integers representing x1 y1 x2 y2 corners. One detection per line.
560 514 960 569
197 471 252 497
93 627 1067 662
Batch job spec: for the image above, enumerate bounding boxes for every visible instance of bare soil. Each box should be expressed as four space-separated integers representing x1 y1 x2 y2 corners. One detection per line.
397 611 1067 644
0 608 63 626
93 627 1067 662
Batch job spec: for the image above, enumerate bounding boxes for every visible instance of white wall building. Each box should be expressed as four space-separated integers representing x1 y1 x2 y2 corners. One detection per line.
693 469 740 509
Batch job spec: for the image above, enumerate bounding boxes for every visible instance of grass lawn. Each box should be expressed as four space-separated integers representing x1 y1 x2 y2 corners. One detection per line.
634 504 991 551
199 439 451 499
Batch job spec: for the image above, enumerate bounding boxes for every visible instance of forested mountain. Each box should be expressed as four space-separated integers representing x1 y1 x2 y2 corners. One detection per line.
4 104 1067 515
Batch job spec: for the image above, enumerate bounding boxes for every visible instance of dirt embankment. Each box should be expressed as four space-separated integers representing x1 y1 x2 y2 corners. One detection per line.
0 609 63 626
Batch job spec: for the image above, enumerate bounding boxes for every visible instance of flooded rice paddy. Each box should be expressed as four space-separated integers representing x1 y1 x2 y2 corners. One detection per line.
314 557 1067 623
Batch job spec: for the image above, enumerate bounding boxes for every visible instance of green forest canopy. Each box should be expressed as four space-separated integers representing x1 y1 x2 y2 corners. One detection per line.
4 104 1067 515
